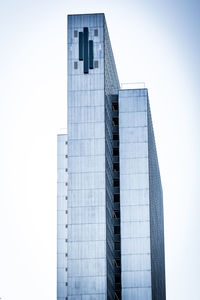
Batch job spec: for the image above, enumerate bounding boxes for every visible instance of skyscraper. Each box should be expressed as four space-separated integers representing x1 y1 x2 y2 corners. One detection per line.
57 13 166 300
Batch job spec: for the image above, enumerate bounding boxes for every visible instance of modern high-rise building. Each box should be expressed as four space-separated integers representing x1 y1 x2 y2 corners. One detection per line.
57 13 166 300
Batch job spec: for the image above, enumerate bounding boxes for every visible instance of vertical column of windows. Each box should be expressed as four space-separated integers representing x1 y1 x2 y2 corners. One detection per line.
105 94 115 300
112 96 121 300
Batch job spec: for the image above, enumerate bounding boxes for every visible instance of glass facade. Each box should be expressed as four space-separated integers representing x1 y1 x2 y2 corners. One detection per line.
57 13 166 300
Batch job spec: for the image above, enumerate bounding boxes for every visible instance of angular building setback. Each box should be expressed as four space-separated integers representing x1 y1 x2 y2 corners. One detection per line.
57 13 166 300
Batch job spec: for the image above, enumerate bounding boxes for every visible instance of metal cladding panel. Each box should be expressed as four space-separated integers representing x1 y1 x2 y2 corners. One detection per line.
147 100 166 300
104 21 119 96
119 89 152 300
57 134 68 299
67 14 107 298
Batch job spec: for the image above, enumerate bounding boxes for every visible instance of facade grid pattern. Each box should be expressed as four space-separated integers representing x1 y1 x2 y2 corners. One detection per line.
57 13 166 300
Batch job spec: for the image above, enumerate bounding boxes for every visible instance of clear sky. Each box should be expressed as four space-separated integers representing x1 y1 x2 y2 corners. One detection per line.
0 0 200 299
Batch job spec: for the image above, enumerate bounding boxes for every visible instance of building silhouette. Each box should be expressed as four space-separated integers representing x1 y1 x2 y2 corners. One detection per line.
57 13 166 300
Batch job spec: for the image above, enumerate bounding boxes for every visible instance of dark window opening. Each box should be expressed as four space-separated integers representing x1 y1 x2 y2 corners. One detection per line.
115 292 121 300
89 40 94 69
114 211 120 219
113 148 119 156
114 179 119 187
74 61 78 69
115 259 120 267
114 194 120 202
94 29 98 36
79 32 83 61
113 118 118 126
114 226 120 235
115 275 121 283
83 27 89 73
112 103 118 111
115 242 120 251
74 30 78 38
113 134 119 141
113 163 119 171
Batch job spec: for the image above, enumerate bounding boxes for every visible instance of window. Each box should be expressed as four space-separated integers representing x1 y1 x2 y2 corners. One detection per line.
65 210 68 214
65 196 68 200
114 179 119 187
115 275 120 283
74 30 78 38
115 242 120 251
65 224 68 228
65 168 68 172
114 211 120 218
65 268 68 271
114 226 120 234
113 118 118 125
114 194 120 202
115 291 121 300
113 134 119 141
113 148 119 156
65 282 68 286
65 141 68 145
113 163 119 172
74 61 78 69
94 60 98 68
65 253 68 257
65 155 68 158
94 29 98 36
115 259 120 267
112 103 118 110
65 239 68 242
65 182 68 186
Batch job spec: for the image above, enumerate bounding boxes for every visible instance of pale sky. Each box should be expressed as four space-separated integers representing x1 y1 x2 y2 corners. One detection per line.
0 0 200 299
